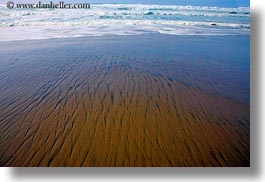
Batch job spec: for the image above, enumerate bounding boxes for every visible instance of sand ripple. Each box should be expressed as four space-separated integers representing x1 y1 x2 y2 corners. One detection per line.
0 36 249 166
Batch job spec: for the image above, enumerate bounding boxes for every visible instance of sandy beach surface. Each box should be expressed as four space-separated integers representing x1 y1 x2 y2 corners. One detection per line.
0 34 250 166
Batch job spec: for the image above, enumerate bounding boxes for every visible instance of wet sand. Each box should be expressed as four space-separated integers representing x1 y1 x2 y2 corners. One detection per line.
0 34 250 166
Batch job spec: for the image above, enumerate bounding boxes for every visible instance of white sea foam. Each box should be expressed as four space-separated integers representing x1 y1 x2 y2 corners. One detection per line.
0 4 250 41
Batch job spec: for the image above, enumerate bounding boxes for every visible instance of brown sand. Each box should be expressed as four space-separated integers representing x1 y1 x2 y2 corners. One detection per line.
0 36 250 167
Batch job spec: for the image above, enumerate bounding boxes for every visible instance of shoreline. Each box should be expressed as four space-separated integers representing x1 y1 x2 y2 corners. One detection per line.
0 32 250 43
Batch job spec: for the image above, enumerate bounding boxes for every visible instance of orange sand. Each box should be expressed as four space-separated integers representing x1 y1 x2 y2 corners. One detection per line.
0 37 250 167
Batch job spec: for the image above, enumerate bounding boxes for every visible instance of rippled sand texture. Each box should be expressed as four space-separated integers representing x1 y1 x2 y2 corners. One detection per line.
0 35 250 166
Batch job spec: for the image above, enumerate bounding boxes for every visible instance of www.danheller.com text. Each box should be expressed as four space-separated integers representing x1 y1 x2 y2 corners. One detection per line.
6 1 91 9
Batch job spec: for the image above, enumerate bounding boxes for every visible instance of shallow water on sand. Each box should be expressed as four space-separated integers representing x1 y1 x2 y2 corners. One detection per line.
0 34 249 166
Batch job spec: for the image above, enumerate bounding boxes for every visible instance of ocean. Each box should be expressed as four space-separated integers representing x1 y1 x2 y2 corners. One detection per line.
0 4 250 41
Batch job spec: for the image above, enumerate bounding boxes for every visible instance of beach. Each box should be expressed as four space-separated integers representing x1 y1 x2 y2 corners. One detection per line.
0 34 250 166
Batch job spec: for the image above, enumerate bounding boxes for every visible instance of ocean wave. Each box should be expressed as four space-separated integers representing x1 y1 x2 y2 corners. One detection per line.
0 20 250 41
0 19 250 29
0 4 250 17
0 4 249 41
